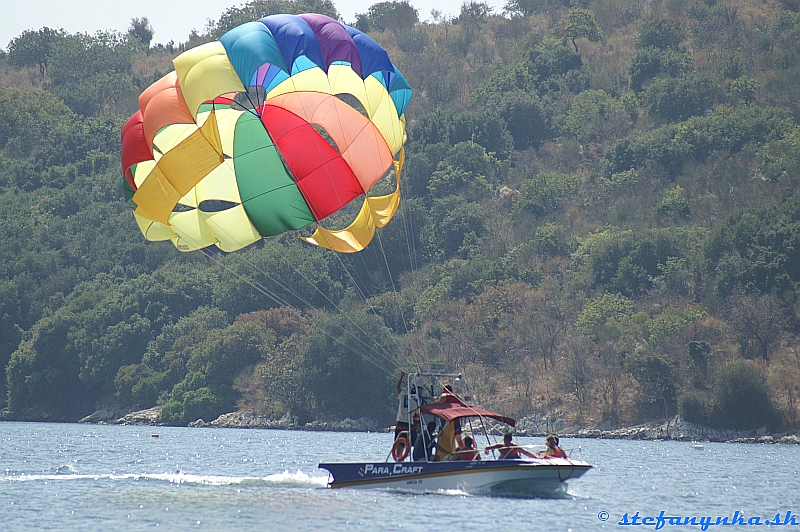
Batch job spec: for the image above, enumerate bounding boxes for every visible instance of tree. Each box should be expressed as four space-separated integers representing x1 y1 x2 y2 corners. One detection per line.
115 364 166 407
504 0 566 17
628 47 692 92
635 17 684 51
427 141 496 200
528 36 585 85
355 1 418 33
756 126 800 182
640 74 722 123
158 372 238 425
564 89 630 145
657 185 691 219
186 320 275 387
210 0 339 37
600 106 792 177
211 240 344 316
512 172 580 222
575 292 635 336
301 311 398 422
5 311 87 419
710 361 782 431
487 90 551 149
723 293 789 360
558 333 594 415
552 8 604 53
526 284 569 371
421 197 490 260
127 17 154 50
6 27 65 76
706 199 800 297
625 353 676 417
46 32 134 87
457 1 493 24
572 227 692 297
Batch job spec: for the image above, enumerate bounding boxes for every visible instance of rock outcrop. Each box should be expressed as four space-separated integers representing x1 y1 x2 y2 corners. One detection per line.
75 406 799 444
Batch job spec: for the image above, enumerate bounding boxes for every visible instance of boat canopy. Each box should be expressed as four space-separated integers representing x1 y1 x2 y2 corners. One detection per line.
420 402 516 427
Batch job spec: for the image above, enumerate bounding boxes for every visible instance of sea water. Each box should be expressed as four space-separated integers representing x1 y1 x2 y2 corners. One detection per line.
1 422 798 531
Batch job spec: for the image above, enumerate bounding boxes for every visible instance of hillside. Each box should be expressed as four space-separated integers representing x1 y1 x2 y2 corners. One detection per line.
1 0 798 432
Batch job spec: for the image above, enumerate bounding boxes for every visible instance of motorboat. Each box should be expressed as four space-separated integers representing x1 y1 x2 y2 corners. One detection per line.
319 370 592 495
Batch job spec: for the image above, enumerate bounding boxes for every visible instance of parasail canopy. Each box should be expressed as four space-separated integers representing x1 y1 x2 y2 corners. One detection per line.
121 14 411 254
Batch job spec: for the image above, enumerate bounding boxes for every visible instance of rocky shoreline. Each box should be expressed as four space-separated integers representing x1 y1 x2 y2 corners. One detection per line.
76 406 800 444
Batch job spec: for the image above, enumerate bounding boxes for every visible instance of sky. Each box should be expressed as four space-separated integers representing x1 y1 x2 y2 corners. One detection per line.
1 0 508 49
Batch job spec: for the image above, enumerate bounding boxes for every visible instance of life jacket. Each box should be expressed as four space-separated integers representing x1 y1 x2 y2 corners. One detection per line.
458 448 480 460
436 421 456 460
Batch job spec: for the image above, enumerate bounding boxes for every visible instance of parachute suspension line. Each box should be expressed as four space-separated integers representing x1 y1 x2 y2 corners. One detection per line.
199 248 294 310
373 227 412 340
397 180 431 366
184 155 401 373
332 252 371 307
196 209 400 371
321 222 413 366
228 243 400 372
330 249 410 367
374 226 398 297
400 200 419 274
200 246 396 375
264 241 401 369
345 244 376 298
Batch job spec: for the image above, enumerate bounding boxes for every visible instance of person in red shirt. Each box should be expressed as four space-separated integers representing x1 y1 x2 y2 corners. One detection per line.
536 434 567 459
484 432 537 459
456 436 480 461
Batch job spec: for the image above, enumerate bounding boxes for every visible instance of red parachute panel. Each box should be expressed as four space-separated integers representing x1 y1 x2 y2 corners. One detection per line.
260 104 364 221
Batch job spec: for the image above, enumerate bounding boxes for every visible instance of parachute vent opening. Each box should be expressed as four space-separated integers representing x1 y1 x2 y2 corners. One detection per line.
313 194 367 231
335 93 369 119
233 87 268 112
199 200 239 212
374 164 398 193
172 204 195 213
311 124 341 153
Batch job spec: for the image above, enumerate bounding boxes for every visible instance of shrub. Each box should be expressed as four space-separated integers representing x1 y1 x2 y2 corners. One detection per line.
679 391 709 425
709 362 783 431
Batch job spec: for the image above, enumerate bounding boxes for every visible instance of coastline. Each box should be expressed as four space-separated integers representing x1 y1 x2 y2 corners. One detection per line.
71 406 800 444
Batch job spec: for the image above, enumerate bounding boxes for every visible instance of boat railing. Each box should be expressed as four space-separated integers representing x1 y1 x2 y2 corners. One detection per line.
565 446 583 461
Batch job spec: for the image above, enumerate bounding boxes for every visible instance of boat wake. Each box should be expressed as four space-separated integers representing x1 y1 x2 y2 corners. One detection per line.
381 484 575 500
487 484 575 500
2 469 330 489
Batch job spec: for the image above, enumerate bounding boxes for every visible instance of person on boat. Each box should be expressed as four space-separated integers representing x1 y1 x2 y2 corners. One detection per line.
413 421 438 461
455 436 480 461
484 432 537 459
436 383 461 403
434 384 464 459
535 434 568 459
394 371 418 444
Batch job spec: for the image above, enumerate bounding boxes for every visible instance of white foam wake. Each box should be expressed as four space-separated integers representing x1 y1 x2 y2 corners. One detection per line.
1 469 329 488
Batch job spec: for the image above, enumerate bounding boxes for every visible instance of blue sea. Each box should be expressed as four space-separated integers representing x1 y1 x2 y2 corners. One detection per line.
1 422 798 531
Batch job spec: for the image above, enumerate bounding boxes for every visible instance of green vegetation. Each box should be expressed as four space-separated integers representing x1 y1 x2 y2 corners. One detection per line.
1 0 799 432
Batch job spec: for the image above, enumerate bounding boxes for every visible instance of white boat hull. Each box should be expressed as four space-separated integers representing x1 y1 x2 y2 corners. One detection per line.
319 458 592 495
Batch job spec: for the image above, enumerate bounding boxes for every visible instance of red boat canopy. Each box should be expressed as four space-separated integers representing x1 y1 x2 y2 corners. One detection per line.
420 402 516 427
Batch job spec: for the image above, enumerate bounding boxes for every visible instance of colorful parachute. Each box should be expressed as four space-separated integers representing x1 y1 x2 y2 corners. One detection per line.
121 14 411 253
